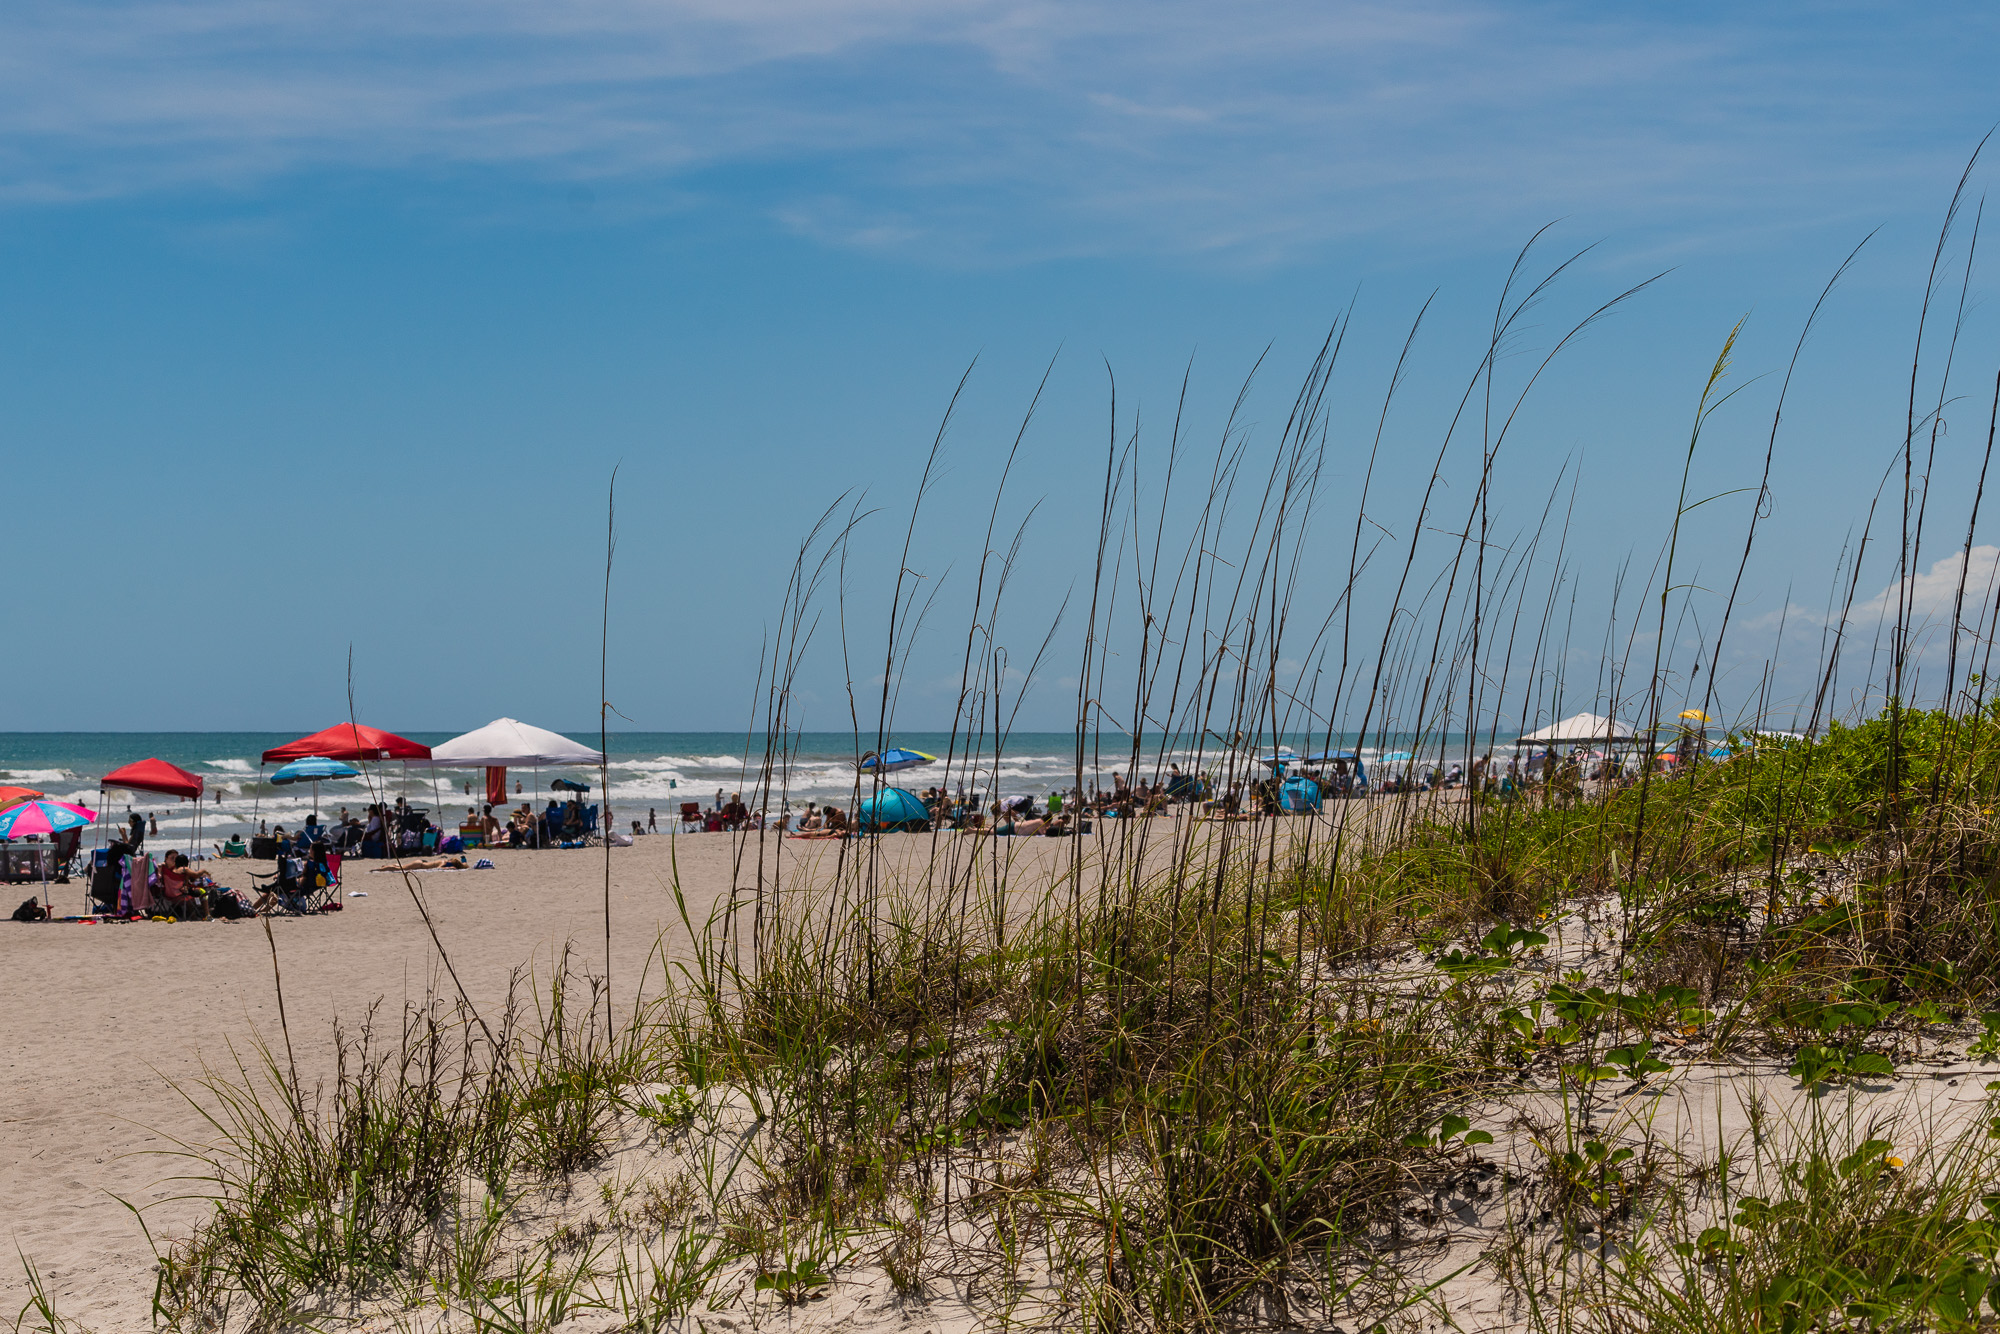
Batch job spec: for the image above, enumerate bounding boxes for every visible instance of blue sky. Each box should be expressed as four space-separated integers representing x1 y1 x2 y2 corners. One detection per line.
3 0 1998 733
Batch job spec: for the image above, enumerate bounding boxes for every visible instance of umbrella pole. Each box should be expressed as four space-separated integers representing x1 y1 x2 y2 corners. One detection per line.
427 760 444 851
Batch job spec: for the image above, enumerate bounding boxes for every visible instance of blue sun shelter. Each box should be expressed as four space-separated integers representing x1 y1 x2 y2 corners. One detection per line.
858 786 932 832
1279 775 1322 813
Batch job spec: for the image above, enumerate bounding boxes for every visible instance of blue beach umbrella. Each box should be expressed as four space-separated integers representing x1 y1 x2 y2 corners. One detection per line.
270 757 361 783
1381 751 1416 763
858 748 937 774
269 756 361 820
858 786 932 831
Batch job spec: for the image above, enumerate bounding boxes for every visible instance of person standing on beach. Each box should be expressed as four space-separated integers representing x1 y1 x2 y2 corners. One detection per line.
129 808 145 846
648 808 657 833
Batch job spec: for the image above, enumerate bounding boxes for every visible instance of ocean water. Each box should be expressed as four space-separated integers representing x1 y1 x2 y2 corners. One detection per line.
0 731 1438 843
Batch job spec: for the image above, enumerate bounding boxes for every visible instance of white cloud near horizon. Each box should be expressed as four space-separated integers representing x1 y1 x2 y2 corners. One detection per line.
0 1 1989 261
1851 544 2000 633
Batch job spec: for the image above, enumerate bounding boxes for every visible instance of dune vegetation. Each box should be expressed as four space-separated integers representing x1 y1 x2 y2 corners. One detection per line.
30 161 2000 1334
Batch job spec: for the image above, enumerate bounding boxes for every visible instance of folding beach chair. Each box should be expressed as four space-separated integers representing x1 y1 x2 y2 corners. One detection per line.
252 852 337 913
249 856 300 910
295 846 340 911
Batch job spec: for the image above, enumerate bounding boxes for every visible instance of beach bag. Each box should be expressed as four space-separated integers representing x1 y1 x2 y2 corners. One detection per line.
209 889 246 920
12 897 47 922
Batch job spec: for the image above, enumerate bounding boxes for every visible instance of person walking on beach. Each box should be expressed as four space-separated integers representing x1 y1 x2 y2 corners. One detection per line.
648 808 657 833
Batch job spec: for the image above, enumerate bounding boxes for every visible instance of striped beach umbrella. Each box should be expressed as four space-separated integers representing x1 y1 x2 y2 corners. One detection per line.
858 748 937 774
0 800 96 839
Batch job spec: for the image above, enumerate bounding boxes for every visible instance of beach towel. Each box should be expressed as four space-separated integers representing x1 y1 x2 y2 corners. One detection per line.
473 858 495 869
126 855 154 915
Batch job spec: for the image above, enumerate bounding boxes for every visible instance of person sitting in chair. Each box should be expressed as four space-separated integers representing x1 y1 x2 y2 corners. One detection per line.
507 808 534 847
158 852 209 919
251 855 303 914
216 834 248 858
361 806 387 858
720 793 750 831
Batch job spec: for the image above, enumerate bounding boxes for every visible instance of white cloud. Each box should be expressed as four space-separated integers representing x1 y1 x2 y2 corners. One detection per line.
1853 544 2000 632
0 1 1987 260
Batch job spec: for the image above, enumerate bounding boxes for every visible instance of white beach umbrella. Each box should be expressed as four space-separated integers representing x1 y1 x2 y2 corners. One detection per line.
425 719 603 768
1514 712 1635 745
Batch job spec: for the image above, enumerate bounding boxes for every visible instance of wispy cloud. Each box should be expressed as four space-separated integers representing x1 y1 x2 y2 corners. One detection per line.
0 0 1988 260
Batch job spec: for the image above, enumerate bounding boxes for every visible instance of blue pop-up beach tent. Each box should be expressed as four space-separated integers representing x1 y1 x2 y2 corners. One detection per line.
1279 776 1322 813
858 786 931 831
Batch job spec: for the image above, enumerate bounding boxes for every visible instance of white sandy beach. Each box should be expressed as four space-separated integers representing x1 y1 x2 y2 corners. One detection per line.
1 810 1355 1331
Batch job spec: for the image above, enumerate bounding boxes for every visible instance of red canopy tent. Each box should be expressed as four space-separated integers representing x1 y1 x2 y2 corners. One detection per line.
262 725 432 764
100 758 205 800
100 757 207 854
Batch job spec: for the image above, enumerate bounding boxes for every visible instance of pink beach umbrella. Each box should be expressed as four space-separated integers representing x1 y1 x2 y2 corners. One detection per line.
0 799 97 839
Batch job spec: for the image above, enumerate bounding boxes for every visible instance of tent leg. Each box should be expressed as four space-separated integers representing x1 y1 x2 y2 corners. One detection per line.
427 760 444 851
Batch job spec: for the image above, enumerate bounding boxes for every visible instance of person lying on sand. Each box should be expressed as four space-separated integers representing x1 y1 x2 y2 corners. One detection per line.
367 855 468 872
